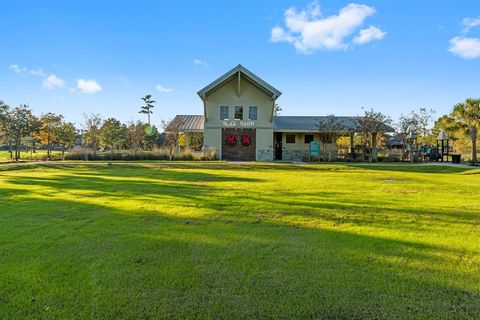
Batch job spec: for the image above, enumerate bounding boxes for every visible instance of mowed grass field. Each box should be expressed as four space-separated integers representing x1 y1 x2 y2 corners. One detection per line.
0 150 63 162
0 163 479 319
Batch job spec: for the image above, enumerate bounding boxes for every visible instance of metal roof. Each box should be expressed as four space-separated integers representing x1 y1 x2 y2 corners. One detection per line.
197 64 282 99
166 115 204 132
273 116 362 132
166 115 395 133
437 130 449 140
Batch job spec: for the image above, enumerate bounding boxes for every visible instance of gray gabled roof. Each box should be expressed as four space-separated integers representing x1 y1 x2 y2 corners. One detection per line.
197 64 282 99
273 116 395 133
273 116 360 132
166 115 204 132
166 114 395 133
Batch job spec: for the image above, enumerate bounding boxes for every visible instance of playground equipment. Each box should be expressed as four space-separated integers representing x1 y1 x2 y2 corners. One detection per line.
406 126 418 163
436 130 450 162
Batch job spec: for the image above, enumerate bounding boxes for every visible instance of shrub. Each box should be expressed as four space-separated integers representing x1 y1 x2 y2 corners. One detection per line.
64 148 216 161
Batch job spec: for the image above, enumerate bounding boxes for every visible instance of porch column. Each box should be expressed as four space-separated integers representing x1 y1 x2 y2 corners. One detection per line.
185 133 190 149
349 132 355 159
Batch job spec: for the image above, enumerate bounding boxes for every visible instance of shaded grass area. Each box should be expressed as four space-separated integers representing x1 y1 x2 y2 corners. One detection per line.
1 163 479 319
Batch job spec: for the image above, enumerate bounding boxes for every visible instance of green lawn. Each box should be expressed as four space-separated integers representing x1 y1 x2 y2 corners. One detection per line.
1 163 479 319
0 150 63 162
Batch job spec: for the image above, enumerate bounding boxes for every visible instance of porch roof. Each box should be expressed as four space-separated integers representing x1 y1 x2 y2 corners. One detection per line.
166 115 395 133
273 116 361 133
166 115 204 132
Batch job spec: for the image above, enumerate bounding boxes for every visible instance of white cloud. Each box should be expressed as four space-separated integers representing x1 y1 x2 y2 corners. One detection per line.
462 16 480 33
9 64 47 77
77 79 102 94
353 25 387 44
155 84 173 93
42 74 66 90
270 2 385 53
194 59 208 67
448 36 480 59
29 68 47 77
9 64 27 75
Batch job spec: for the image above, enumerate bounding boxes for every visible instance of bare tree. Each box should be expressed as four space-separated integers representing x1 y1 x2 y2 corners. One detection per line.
161 118 185 160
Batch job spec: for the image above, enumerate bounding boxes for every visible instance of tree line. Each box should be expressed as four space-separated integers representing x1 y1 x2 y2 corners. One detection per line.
0 95 174 161
1 96 479 163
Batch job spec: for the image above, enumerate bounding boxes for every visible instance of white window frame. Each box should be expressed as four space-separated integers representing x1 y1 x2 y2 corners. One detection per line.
234 106 243 120
249 106 257 121
220 106 229 120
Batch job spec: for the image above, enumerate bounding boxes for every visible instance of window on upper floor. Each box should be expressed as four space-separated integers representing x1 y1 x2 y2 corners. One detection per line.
286 134 295 143
249 106 257 121
234 106 243 120
220 106 229 120
304 135 314 143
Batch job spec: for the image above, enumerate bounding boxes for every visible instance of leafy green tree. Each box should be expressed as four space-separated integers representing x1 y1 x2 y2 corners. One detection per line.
125 121 146 150
143 124 161 150
139 94 156 125
398 108 435 143
82 113 102 157
100 117 126 151
57 122 77 157
451 98 480 164
5 105 35 161
274 104 282 116
357 108 393 162
0 100 10 151
317 114 345 162
34 113 63 159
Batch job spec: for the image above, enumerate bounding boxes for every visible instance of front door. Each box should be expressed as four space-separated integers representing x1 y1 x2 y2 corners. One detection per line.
274 132 282 160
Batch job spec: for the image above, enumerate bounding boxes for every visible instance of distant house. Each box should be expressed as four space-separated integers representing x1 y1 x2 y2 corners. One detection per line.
168 65 394 161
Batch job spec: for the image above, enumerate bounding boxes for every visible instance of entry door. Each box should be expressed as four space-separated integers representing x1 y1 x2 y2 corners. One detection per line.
274 132 282 160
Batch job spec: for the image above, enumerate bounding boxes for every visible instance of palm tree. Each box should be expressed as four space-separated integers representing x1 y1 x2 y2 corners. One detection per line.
139 94 156 125
452 98 480 164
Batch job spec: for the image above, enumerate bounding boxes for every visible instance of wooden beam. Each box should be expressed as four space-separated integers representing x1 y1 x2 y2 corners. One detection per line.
237 71 241 97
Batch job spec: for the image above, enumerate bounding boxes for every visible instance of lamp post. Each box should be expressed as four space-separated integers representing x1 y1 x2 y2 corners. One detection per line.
436 130 450 162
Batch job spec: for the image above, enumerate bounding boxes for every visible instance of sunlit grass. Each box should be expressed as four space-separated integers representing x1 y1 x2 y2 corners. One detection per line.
1 163 479 319
0 150 63 162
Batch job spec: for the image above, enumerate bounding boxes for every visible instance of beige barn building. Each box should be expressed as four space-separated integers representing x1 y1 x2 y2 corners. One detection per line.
169 65 376 161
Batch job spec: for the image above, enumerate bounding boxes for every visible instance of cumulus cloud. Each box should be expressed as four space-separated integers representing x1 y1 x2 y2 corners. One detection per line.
448 37 480 59
77 79 102 94
155 84 173 93
194 59 208 67
449 17 480 59
353 25 387 44
42 74 66 90
270 1 385 53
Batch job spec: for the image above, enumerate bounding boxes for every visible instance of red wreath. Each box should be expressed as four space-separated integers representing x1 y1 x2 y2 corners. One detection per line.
226 134 236 146
241 135 251 146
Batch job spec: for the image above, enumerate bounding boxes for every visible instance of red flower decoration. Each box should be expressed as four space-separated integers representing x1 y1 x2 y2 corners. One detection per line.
241 135 251 146
226 134 236 146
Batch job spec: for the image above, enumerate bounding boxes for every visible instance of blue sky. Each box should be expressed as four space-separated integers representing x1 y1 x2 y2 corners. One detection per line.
1 0 480 126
